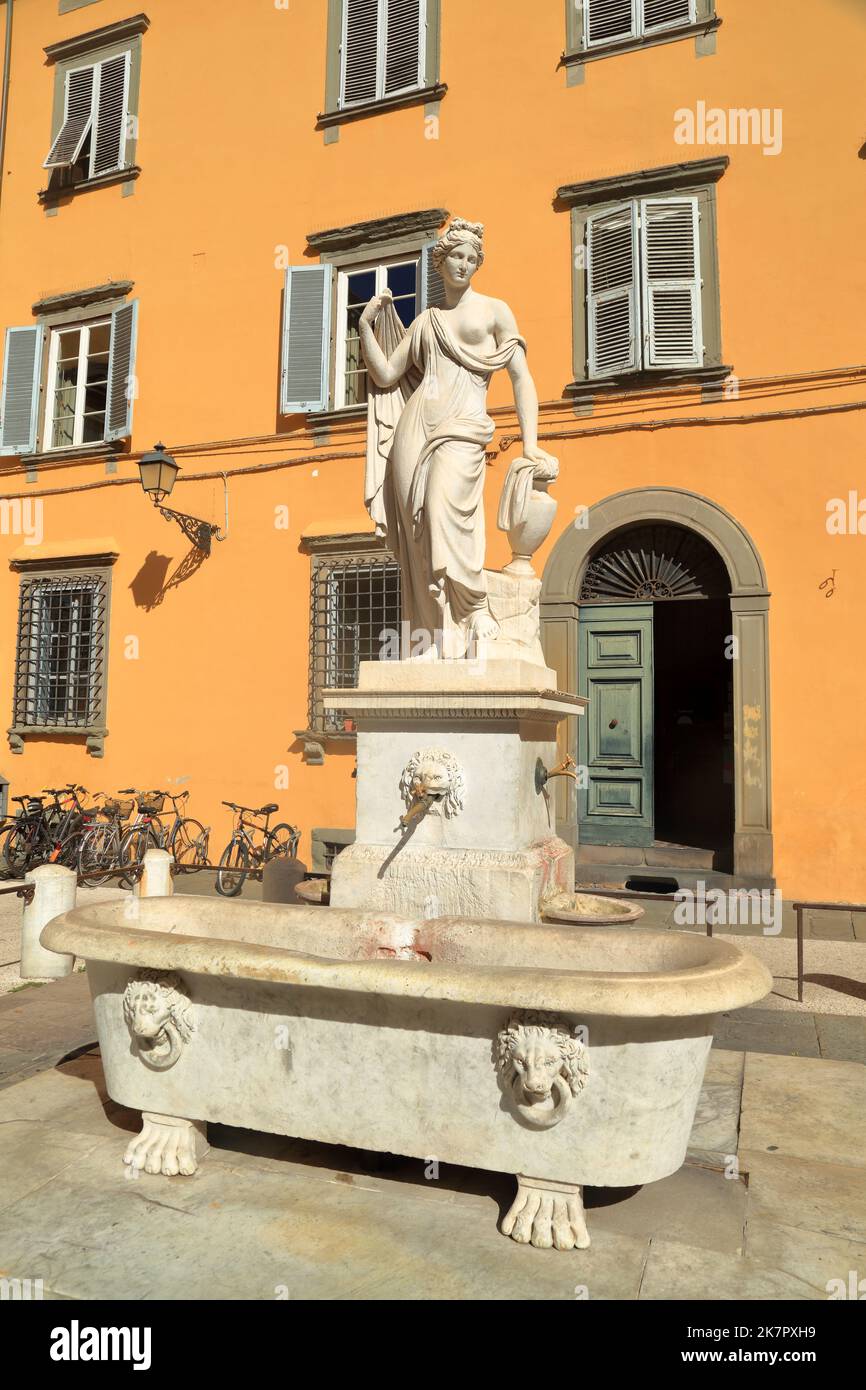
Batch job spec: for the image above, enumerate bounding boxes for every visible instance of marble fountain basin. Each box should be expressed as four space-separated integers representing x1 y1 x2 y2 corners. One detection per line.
42 896 771 1252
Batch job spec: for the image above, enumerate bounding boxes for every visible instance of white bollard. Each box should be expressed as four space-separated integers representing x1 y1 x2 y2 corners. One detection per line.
135 847 174 898
21 863 77 979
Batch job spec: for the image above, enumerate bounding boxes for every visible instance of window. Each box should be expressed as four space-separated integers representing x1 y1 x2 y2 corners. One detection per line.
565 0 718 64
560 159 727 391
44 51 131 179
42 14 147 197
0 300 138 456
11 567 110 751
280 214 445 415
308 546 401 732
335 257 419 407
321 0 444 124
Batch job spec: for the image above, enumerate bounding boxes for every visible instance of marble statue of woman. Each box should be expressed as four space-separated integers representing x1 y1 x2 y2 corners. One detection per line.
359 217 558 659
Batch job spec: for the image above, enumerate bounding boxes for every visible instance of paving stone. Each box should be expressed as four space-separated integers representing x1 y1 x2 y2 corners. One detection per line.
0 1122 108 1213
739 1052 866 1168
589 1164 747 1256
741 1150 866 1243
713 1007 820 1057
638 1237 816 1300
0 1050 137 1141
809 912 855 942
744 1217 866 1296
854 917 866 944
816 1013 866 1064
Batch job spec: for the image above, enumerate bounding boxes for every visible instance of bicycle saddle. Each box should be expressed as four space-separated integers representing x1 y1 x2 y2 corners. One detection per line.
259 803 279 815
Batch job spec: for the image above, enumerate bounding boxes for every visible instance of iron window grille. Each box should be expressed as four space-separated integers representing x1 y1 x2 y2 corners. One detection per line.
13 572 107 730
309 551 401 733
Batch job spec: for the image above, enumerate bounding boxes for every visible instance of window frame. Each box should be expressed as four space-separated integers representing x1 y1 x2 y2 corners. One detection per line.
339 0 427 108
321 0 444 126
8 555 115 758
564 0 719 67
333 253 421 409
562 161 727 395
42 315 112 453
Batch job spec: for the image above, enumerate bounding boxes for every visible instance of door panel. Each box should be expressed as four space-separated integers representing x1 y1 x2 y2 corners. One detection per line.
578 604 654 846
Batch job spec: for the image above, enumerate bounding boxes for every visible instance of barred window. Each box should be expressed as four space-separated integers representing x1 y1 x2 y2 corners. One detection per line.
13 571 107 729
309 549 401 732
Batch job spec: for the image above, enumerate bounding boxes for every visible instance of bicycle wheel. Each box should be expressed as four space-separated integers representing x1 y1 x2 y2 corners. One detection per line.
265 823 299 861
216 837 248 897
171 818 209 872
121 824 162 887
78 823 120 888
0 824 30 878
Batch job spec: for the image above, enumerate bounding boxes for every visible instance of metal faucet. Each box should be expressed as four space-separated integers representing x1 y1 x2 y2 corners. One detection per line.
537 755 579 790
399 790 434 828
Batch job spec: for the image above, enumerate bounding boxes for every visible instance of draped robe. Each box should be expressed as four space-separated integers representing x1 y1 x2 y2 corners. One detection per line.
365 305 526 652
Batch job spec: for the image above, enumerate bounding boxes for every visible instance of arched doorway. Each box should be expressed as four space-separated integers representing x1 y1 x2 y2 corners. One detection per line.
540 489 772 884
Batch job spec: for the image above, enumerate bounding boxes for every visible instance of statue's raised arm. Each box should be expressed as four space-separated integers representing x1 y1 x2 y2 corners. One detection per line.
360 217 558 659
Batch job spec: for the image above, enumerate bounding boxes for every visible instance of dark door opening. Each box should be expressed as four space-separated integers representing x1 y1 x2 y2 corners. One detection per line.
653 596 734 872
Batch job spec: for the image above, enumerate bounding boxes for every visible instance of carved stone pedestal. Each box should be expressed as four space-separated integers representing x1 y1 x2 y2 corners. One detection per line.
325 657 585 922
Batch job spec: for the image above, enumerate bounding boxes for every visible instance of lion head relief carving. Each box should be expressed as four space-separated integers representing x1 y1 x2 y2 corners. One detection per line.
495 1010 588 1130
123 969 194 1071
399 748 465 818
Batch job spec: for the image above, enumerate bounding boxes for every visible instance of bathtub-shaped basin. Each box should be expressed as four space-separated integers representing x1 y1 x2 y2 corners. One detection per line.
42 896 771 1251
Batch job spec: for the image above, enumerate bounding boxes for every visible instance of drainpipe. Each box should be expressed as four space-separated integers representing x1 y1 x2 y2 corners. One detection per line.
0 1 12 214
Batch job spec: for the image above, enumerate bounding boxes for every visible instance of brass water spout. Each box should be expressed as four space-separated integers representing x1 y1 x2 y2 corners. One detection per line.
400 791 433 828
537 755 579 791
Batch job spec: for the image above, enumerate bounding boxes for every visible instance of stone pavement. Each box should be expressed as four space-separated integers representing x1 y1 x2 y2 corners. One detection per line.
0 1042 863 1300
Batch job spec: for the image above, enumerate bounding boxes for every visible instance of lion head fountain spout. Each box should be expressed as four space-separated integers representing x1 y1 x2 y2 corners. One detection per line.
398 749 466 830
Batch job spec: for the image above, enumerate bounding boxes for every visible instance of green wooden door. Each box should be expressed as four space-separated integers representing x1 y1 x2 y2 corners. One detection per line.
578 604 654 847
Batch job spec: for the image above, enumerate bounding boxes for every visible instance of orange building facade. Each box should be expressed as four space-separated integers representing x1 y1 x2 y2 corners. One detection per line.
0 0 864 899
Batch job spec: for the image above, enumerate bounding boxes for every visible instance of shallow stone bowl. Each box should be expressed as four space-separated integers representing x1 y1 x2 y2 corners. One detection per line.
541 892 645 926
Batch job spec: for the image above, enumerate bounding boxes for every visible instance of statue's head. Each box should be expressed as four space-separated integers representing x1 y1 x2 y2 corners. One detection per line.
432 217 484 288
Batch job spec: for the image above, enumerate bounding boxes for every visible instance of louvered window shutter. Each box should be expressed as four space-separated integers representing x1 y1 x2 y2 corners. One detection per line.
0 327 44 456
341 0 379 106
640 198 703 369
384 0 424 96
642 0 694 34
585 0 637 46
281 266 334 413
43 65 94 169
106 300 138 440
420 243 446 309
92 53 130 176
586 204 640 379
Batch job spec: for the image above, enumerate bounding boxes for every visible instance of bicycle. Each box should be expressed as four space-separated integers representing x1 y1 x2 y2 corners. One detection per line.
40 785 92 870
216 801 299 898
77 792 136 888
0 794 47 878
119 788 209 876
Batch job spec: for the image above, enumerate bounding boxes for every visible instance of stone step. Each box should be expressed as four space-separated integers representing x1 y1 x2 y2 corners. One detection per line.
576 840 716 870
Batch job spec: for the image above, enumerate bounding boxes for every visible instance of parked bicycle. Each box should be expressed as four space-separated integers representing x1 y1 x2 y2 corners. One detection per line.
120 788 209 876
216 801 299 897
0 785 90 878
77 792 137 888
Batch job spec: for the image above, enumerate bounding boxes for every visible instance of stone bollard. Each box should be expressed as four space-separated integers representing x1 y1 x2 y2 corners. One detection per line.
135 847 174 898
21 863 77 980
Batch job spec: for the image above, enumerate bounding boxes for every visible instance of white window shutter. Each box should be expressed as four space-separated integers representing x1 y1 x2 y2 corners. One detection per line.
640 197 703 369
0 327 44 456
586 203 640 379
585 0 637 46
281 266 334 414
43 65 94 169
385 0 424 96
106 300 138 440
642 0 694 35
92 53 130 175
341 0 380 106
421 243 446 309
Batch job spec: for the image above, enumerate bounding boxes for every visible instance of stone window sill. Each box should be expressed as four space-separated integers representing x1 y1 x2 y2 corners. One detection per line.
317 83 447 130
294 727 356 766
23 441 124 467
305 404 367 432
39 165 141 205
8 726 107 757
565 363 733 403
561 16 721 68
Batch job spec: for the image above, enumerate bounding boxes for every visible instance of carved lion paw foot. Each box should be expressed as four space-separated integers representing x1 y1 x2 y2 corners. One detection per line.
123 1112 208 1177
500 1176 591 1251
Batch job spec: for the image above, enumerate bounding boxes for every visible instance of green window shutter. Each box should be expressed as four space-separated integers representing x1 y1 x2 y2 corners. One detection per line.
341 0 379 106
0 326 44 456
586 203 640 379
420 243 446 309
43 65 94 169
642 0 694 34
585 0 637 46
92 53 131 176
385 0 424 96
281 266 334 413
105 300 138 440
640 197 703 369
